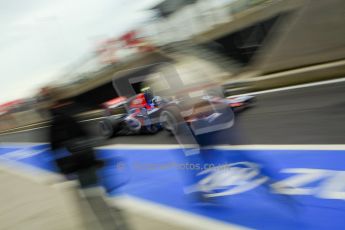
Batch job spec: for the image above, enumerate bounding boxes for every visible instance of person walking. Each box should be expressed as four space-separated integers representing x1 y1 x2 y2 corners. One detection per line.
49 99 128 230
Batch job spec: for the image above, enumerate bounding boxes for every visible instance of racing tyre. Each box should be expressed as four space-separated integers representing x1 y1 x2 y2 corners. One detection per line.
98 119 115 139
160 107 183 135
143 124 159 134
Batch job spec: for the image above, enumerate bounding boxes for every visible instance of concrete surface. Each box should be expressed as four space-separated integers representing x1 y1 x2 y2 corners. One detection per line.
254 0 345 73
0 167 189 230
0 169 86 230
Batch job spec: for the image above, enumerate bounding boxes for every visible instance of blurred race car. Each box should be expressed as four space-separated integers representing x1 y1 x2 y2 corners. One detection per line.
98 92 162 138
227 95 255 111
99 91 255 138
214 94 255 112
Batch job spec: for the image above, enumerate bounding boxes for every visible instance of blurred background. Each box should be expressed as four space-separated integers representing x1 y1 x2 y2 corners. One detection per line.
1 0 345 229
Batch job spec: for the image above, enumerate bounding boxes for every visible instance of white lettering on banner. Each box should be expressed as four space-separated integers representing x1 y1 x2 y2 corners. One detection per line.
272 169 345 200
318 171 345 200
1 148 49 160
186 162 345 200
185 162 268 197
271 168 332 195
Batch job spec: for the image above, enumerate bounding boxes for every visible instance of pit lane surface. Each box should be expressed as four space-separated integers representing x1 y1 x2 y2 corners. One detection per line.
1 79 345 144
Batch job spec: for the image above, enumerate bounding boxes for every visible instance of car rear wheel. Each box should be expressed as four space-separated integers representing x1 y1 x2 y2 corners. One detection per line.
160 107 183 135
98 119 115 138
143 124 159 134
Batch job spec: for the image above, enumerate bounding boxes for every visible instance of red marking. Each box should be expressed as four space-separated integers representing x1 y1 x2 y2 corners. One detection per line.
129 93 151 110
103 97 127 107
230 102 243 107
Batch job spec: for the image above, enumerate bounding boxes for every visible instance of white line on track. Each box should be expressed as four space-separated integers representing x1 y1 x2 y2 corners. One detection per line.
99 144 345 151
80 116 105 122
0 142 47 147
4 142 345 151
0 125 50 136
96 143 345 151
209 144 345 151
229 77 345 97
98 144 197 150
0 116 105 136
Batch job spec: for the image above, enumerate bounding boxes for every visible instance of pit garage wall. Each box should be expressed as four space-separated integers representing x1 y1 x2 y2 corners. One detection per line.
214 14 281 65
252 0 345 74
0 110 45 132
71 81 118 110
70 64 162 110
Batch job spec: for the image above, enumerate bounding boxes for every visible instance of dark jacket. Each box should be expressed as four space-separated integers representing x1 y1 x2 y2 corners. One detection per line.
49 107 100 174
49 111 88 150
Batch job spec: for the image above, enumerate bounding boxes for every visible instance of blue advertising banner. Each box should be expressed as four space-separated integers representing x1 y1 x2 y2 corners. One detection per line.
0 143 344 230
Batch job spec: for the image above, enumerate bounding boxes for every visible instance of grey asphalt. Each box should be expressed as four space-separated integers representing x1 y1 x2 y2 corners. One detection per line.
1 80 345 145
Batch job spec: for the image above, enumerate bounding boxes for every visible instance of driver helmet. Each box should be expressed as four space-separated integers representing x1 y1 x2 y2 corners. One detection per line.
141 87 153 104
152 96 163 106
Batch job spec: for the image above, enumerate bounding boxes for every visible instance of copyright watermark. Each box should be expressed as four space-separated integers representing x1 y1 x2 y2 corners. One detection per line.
116 161 230 171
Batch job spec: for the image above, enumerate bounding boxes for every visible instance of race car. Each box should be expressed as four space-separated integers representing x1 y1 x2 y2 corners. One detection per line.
226 95 255 111
98 91 162 138
99 89 255 138
200 94 255 112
